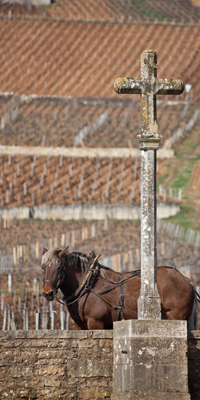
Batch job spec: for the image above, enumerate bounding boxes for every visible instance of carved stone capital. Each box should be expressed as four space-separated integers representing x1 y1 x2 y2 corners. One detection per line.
137 134 162 150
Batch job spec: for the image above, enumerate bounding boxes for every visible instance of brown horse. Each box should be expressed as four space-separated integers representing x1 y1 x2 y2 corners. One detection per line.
42 247 199 330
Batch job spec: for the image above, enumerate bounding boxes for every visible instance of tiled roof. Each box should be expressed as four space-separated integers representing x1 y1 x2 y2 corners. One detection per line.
0 95 197 148
1 0 200 23
0 20 200 102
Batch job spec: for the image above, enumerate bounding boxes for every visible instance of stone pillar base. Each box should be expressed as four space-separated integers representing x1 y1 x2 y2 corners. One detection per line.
112 319 190 400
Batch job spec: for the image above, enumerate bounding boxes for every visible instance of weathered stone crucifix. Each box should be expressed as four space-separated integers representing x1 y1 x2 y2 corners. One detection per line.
114 49 184 319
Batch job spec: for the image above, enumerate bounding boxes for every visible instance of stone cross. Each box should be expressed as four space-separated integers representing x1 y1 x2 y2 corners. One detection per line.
114 49 184 319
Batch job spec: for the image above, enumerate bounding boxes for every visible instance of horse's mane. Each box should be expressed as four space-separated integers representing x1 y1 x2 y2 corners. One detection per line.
66 251 92 273
67 251 112 279
42 247 61 267
42 247 108 278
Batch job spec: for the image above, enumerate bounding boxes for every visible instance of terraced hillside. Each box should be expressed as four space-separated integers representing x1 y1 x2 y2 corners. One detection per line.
1 217 200 329
0 0 200 314
0 95 196 148
0 21 200 102
0 218 199 281
1 0 200 23
0 154 142 206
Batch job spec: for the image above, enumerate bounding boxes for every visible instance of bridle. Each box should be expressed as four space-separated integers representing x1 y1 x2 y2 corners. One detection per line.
42 254 141 320
43 261 66 298
43 254 102 306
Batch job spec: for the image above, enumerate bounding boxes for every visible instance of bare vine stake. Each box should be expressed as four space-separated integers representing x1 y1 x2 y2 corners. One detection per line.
35 311 40 330
1 293 4 312
3 305 7 330
66 311 70 330
23 307 29 331
60 303 65 330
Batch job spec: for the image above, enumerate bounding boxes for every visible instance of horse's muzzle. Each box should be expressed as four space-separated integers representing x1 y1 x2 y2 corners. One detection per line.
43 290 54 301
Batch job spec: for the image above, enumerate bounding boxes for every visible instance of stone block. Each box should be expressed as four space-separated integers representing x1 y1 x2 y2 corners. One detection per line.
112 319 190 400
113 392 191 400
114 337 188 365
1 329 200 399
113 319 187 338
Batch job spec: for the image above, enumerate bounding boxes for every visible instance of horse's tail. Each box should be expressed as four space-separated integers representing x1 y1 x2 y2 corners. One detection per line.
187 288 199 331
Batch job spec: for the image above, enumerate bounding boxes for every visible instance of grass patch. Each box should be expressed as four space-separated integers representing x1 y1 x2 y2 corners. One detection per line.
167 203 196 230
175 149 187 159
157 173 169 188
184 140 197 150
131 0 169 20
0 288 25 294
171 158 197 191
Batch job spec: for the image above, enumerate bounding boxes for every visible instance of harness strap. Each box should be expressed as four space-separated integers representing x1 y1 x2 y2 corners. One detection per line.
115 273 124 321
98 271 140 295
65 265 140 315
87 286 123 313
195 289 200 303
43 279 57 288
63 254 101 304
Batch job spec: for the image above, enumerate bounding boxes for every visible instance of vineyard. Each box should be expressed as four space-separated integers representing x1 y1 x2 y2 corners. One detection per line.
0 217 200 330
0 0 200 331
0 22 200 101
0 96 196 148
1 0 200 24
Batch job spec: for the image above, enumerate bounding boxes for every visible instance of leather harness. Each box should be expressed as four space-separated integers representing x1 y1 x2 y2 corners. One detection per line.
43 254 141 321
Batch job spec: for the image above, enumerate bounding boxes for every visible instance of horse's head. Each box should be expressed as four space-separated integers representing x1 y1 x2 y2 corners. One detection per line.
42 246 69 301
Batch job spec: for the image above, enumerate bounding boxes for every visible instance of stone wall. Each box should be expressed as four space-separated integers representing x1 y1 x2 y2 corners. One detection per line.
0 330 200 400
0 145 174 159
0 203 180 221
0 330 113 400
188 330 200 400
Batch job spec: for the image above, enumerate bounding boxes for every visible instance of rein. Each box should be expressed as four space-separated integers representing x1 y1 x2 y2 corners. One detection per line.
63 259 141 321
43 254 102 306
43 269 66 297
43 261 200 321
60 254 102 306
43 258 67 304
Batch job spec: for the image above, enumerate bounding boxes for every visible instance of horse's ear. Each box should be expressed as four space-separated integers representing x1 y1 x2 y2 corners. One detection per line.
89 250 96 259
43 248 48 255
59 246 69 258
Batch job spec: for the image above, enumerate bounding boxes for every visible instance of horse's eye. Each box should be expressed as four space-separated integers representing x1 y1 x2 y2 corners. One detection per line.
42 264 45 270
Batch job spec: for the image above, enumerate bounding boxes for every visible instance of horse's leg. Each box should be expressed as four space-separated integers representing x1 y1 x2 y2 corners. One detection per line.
165 309 180 320
87 317 106 330
165 309 190 321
